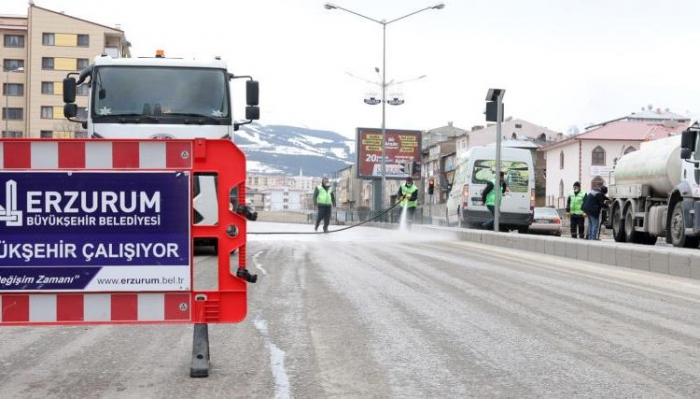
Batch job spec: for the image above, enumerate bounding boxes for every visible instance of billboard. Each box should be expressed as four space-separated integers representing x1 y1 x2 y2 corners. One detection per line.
356 128 422 180
0 171 190 292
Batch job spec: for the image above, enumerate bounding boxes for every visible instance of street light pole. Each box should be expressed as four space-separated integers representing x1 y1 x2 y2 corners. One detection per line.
3 66 24 137
381 22 387 211
325 2 444 211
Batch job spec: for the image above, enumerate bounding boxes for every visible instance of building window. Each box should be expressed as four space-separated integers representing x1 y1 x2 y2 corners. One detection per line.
559 151 564 169
515 123 522 129
624 146 636 155
42 57 54 70
511 132 517 139
592 146 606 166
2 130 22 138
3 83 23 96
559 180 564 197
40 130 53 138
41 82 54 95
2 108 23 120
77 34 89 47
77 85 89 96
4 35 25 48
77 58 89 69
41 106 54 119
3 59 24 70
42 33 55 46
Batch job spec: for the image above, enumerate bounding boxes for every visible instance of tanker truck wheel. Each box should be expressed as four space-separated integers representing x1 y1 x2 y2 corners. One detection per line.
670 203 700 248
611 204 626 242
624 206 641 244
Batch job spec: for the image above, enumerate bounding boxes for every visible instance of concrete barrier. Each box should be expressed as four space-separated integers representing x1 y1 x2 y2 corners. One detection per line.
405 223 700 281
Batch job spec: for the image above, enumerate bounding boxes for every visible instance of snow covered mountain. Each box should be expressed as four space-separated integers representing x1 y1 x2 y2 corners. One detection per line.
235 123 355 176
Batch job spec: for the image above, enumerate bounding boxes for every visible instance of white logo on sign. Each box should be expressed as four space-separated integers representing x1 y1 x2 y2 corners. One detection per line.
0 180 23 227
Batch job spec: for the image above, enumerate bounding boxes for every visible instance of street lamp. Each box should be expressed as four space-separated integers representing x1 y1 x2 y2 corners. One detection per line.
325 2 444 211
3 66 24 137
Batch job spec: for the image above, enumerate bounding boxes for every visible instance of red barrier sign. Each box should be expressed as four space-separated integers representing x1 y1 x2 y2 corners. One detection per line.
0 139 249 326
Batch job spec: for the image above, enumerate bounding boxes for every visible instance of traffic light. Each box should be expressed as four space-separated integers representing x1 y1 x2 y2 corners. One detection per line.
485 101 504 122
428 178 435 195
485 88 505 122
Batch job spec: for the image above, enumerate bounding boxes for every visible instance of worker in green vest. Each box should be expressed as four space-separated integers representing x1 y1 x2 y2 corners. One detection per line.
313 177 336 233
566 181 586 238
397 176 419 222
481 171 507 230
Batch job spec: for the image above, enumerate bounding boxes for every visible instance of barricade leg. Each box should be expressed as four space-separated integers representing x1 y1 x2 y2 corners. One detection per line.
190 323 211 378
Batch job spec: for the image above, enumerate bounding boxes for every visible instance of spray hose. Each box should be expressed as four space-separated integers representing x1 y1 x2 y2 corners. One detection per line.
248 199 405 235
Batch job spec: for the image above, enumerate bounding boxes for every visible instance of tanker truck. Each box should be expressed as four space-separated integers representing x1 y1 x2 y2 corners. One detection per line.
606 122 700 248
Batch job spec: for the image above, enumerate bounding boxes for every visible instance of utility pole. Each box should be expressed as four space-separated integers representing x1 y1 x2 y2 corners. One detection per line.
485 88 506 231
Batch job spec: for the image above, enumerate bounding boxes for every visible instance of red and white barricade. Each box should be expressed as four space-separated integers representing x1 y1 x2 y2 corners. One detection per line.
0 138 250 326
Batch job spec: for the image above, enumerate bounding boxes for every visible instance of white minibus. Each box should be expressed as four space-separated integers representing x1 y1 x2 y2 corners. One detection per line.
446 147 535 231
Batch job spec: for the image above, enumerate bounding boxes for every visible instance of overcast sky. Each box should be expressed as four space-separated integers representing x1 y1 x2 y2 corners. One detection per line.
6 0 700 138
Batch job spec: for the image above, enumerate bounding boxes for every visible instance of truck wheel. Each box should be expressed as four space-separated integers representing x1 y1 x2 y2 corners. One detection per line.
611 204 626 242
670 202 700 248
624 206 639 243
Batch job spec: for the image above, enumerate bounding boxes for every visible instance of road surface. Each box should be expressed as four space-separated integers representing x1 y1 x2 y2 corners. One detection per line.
1 222 700 398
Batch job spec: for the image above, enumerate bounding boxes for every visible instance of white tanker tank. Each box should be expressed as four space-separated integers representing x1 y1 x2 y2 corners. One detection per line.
612 135 681 197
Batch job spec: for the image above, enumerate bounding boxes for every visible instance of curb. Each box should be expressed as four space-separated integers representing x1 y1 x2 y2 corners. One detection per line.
378 222 700 280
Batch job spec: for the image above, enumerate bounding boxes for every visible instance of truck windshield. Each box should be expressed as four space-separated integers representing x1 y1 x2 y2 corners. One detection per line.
92 66 230 120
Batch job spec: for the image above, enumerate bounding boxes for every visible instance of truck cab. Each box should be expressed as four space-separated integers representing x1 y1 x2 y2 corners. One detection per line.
63 51 259 139
62 51 260 251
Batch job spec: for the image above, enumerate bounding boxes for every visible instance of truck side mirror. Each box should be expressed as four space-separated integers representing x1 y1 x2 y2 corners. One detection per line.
245 106 260 121
246 80 259 106
681 148 692 160
63 78 76 103
681 129 696 150
64 103 78 118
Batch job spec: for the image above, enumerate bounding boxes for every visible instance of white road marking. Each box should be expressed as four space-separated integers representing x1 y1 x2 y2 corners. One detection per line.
254 318 291 399
253 251 268 275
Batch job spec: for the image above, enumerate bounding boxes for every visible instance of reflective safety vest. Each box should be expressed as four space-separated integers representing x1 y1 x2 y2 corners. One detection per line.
400 184 418 208
316 185 333 205
568 190 586 215
485 178 501 206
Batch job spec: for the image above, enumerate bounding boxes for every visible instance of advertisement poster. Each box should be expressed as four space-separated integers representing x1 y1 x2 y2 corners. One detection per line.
0 172 190 292
356 128 422 180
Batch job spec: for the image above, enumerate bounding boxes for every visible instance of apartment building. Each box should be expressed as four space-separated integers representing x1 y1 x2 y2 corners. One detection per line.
1 4 129 138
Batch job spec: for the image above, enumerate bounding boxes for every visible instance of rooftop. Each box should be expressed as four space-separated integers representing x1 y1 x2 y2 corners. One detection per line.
543 120 688 151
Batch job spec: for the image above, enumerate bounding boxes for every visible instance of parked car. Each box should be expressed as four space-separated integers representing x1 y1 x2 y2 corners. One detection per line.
528 207 561 236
